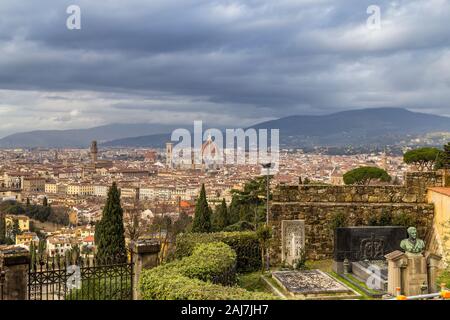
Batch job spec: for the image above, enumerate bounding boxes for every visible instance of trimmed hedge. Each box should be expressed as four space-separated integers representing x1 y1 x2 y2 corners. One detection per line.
139 271 274 300
66 277 131 300
175 231 261 272
170 242 237 285
139 242 275 300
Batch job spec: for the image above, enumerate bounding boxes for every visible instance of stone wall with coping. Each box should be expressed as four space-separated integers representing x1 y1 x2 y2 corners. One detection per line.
269 171 442 263
273 171 444 204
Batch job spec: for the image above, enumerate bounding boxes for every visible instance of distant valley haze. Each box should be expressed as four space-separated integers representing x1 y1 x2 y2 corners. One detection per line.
0 107 448 149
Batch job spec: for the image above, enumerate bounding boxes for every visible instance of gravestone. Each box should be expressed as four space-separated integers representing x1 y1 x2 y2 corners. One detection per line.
281 220 305 266
272 270 357 298
333 226 406 274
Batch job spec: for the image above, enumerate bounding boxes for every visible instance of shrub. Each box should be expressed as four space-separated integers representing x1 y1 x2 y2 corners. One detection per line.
329 211 347 231
139 242 275 300
378 209 393 226
175 242 237 285
437 269 450 288
175 231 261 272
139 271 274 300
292 248 307 270
392 212 416 227
367 214 379 226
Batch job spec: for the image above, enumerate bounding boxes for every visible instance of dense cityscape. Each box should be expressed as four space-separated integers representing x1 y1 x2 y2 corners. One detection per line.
1 0 450 313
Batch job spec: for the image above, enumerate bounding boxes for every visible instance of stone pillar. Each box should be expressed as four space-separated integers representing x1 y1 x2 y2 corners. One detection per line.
0 246 30 300
385 250 406 296
402 252 428 295
426 252 442 293
129 239 160 300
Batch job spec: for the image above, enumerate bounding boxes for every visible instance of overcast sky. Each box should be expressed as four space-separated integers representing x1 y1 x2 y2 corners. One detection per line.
0 0 449 137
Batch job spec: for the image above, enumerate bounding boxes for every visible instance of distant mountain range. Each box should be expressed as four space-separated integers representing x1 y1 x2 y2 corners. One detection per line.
101 108 450 148
0 123 179 148
0 108 449 148
249 107 450 147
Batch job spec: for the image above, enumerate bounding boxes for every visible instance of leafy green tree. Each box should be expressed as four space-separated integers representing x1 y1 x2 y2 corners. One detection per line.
343 166 391 185
228 176 269 226
95 182 127 262
211 198 229 231
192 184 212 233
173 212 192 236
403 147 441 171
43 196 48 207
223 220 254 232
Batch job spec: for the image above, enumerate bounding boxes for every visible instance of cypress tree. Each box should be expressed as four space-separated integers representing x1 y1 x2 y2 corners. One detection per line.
43 197 48 207
443 143 450 169
192 184 212 233
11 219 21 243
30 242 36 270
95 182 127 263
37 240 46 262
212 198 229 231
0 213 5 244
435 143 450 170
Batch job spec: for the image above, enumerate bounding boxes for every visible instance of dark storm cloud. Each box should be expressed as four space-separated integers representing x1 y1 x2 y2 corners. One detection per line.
0 0 449 136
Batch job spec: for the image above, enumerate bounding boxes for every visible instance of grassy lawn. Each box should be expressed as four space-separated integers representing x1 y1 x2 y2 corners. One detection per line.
237 272 272 293
437 269 450 288
328 272 373 300
305 259 333 272
343 273 382 295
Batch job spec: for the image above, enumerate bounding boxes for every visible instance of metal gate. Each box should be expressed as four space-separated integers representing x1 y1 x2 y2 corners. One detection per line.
28 256 133 300
0 269 5 300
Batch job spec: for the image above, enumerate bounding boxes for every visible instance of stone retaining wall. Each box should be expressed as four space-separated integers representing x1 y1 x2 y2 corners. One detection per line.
269 171 442 262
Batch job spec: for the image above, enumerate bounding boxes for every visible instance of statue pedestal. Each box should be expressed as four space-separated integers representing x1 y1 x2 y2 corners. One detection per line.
403 252 428 296
385 250 442 297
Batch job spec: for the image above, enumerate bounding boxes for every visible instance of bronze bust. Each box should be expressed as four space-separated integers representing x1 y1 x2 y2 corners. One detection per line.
400 227 425 254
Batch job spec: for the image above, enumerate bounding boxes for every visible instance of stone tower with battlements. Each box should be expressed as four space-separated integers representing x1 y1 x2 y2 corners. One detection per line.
90 140 98 164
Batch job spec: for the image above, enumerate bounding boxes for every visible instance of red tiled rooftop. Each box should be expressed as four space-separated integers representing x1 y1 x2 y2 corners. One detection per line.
83 236 95 242
429 187 450 197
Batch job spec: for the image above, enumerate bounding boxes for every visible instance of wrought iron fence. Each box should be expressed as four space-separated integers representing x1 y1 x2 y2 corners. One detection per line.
28 255 133 300
0 269 5 300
